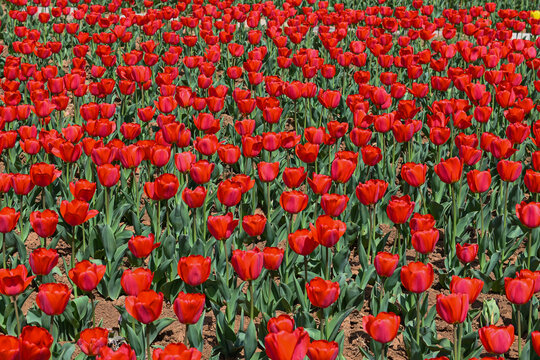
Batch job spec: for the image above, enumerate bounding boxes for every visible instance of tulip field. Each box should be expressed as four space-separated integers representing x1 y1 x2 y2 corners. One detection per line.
1 0 540 359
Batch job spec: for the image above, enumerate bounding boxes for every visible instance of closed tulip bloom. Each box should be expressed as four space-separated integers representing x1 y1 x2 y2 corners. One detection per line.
182 186 207 208
128 233 160 258
374 252 400 277
121 268 153 296
0 265 35 296
125 290 163 324
331 158 355 183
497 160 522 182
280 191 309 214
68 260 106 292
434 157 463 184
288 229 319 256
29 248 59 275
96 164 120 187
0 334 19 359
283 167 307 189
362 312 400 343
479 325 514 354
504 277 534 304
449 276 484 303
409 213 436 233
217 179 243 207
70 179 97 202
516 269 540 293
532 331 540 356
361 145 383 166
306 277 340 308
173 292 206 324
242 214 267 237
401 162 427 187
98 343 137 360
36 283 71 315
207 213 238 240
320 194 349 217
20 326 53 360
436 293 469 324
386 195 415 224
177 255 211 286
355 179 388 206
265 328 310 360
400 262 434 293
190 160 215 184
0 207 19 236
77 327 109 357
267 314 295 333
174 152 196 173
29 162 61 187
258 161 280 182
11 173 35 195
456 243 478 264
60 200 99 227
525 170 540 193
307 340 339 360
466 170 491 193
155 173 179 200
30 209 58 238
411 229 439 254
307 173 332 195
230 248 264 281
515 201 540 228
310 215 346 248
153 343 202 360
263 247 284 270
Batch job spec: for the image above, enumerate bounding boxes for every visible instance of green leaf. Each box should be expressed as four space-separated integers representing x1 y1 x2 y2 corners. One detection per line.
98 224 116 262
244 320 257 360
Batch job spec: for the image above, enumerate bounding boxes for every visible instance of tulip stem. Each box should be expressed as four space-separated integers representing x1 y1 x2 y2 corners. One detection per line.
192 210 197 246
502 181 509 242
249 280 254 320
367 206 374 262
528 300 533 334
326 246 331 279
451 184 457 257
266 182 271 221
146 324 152 360
527 229 532 270
223 241 229 286
12 296 20 336
104 187 110 226
91 295 96 327
415 293 422 344
165 202 170 236
2 233 5 268
71 226 76 269
518 304 522 358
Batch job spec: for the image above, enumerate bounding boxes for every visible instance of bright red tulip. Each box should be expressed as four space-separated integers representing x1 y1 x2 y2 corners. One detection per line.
280 191 309 214
449 276 484 303
310 215 346 248
497 160 522 182
307 340 339 360
121 268 153 296
374 252 399 277
230 248 264 281
400 262 434 293
60 200 99 227
478 325 514 354
411 229 439 254
173 292 206 324
267 314 295 333
207 213 238 240
36 283 71 315
386 195 415 224
434 157 463 184
68 260 106 292
29 162 61 187
0 265 35 296
515 201 540 228
362 312 400 343
182 187 207 208
30 209 58 238
177 255 211 286
20 326 53 360
401 162 427 187
153 343 202 360
78 327 109 357
288 229 319 256
0 207 20 233
320 194 349 217
29 248 59 275
242 214 267 237
466 170 491 193
70 179 97 202
436 293 469 324
263 247 284 270
264 328 310 360
98 343 137 360
355 179 388 206
306 277 340 308
504 277 534 304
125 290 163 324
456 243 478 264
532 331 540 356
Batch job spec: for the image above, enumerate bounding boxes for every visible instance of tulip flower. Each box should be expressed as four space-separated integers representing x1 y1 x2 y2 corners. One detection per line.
532 331 540 357
121 268 154 296
36 283 71 316
478 325 514 355
436 293 469 360
177 255 211 287
0 207 20 268
152 343 202 360
77 327 109 357
29 248 59 276
126 290 163 359
264 328 310 360
230 248 264 319
401 262 434 343
173 292 206 324
242 214 267 238
307 340 339 360
505 276 534 357
60 199 99 267
20 326 54 359
263 247 284 271
267 314 295 333
0 265 35 335
98 343 137 360
29 209 58 245
69 260 106 324
128 233 160 259
515 201 540 268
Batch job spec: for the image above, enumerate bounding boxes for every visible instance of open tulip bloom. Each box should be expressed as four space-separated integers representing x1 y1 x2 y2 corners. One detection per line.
0 0 539 359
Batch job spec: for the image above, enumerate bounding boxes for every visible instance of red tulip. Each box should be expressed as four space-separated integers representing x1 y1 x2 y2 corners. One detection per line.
177 255 211 286
173 291 206 325
121 268 153 296
263 247 284 270
190 160 215 184
310 215 346 248
125 290 163 324
70 179 97 202
242 214 267 237
449 276 484 303
36 283 71 315
68 260 106 292
0 207 20 233
230 248 264 281
410 213 436 233
267 314 295 333
478 325 514 354
29 209 58 238
128 233 160 258
0 334 19 359
386 195 415 224
0 265 35 296
525 169 540 193
306 277 340 308
436 293 469 324
288 229 319 256
60 200 99 227
411 229 439 254
504 277 534 304
154 173 179 200
264 328 310 360
516 269 540 293
307 174 332 195
361 145 382 166
515 201 540 228
401 162 427 187
29 162 61 187
307 340 339 360
11 173 35 195
400 262 434 293
96 164 121 187
466 170 491 193
207 212 238 240
280 191 309 214
330 158 355 183
362 312 400 343
29 248 59 275
98 343 137 360
258 161 280 182
497 160 522 182
153 342 202 360
182 187 207 208
532 331 540 356
456 243 478 264
20 326 53 360
355 179 388 206
434 157 463 184
77 327 109 357
374 252 399 277
283 167 307 189
217 179 243 207
320 194 349 217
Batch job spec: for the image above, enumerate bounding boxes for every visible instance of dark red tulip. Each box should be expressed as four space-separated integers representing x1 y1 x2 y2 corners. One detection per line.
386 195 415 224
456 243 478 264
0 265 35 296
400 262 434 293
77 327 109 357
497 160 522 182
401 162 427 187
29 162 61 187
515 201 540 228
29 248 59 275
177 255 211 286
125 290 163 324
374 252 400 277
128 233 160 258
466 170 491 193
434 157 463 184
479 325 514 354
173 292 206 324
436 293 469 324
280 191 309 214
306 277 340 308
264 328 310 360
36 283 71 315
504 277 534 304
121 268 153 296
68 260 106 292
0 207 20 233
362 312 400 343
30 209 58 238
207 213 238 241
230 248 264 281
307 340 339 360
263 247 284 270
411 229 439 254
